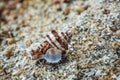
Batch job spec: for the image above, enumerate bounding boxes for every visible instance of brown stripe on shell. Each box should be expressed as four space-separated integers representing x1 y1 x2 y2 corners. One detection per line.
38 41 52 54
46 34 59 49
42 41 52 53
32 52 42 60
51 30 68 50
60 32 70 49
31 49 42 60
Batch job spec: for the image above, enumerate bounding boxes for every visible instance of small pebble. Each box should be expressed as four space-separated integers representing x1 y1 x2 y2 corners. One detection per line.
5 49 13 58
26 40 32 47
103 9 110 14
8 38 16 44
112 43 120 50
109 27 117 32
13 69 24 76
75 6 87 14
56 4 62 11
64 0 71 3
116 30 120 38
53 0 61 4
63 7 70 15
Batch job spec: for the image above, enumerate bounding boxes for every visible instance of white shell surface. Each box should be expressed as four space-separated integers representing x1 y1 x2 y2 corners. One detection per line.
43 48 62 63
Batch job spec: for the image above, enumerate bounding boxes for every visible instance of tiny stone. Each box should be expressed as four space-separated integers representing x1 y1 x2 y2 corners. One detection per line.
8 38 16 44
75 6 85 14
112 43 120 50
63 7 70 15
116 30 120 38
5 49 13 58
26 40 32 47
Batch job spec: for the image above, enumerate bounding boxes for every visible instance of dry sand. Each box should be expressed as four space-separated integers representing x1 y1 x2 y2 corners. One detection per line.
0 0 120 80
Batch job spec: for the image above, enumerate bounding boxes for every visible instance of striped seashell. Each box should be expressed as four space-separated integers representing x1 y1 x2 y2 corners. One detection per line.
31 30 72 63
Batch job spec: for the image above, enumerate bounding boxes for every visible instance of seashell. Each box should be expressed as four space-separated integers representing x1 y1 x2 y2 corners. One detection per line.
31 30 72 63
